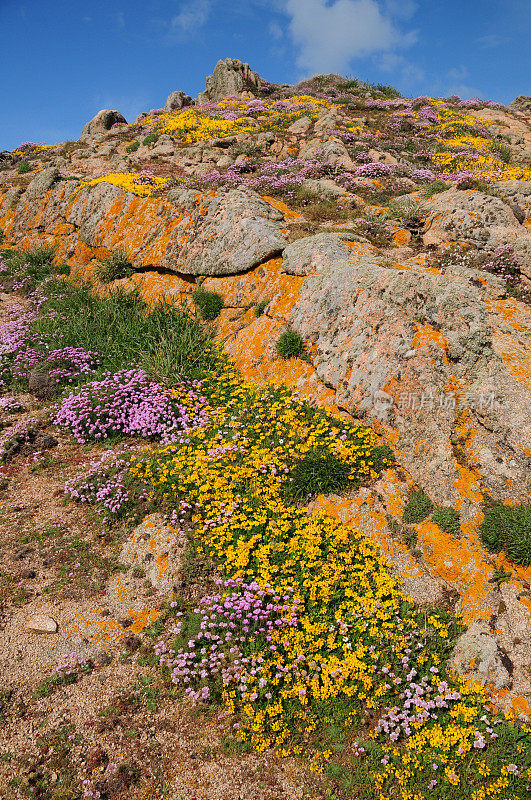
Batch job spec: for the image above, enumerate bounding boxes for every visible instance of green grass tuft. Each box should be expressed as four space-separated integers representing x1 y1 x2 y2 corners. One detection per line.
480 504 531 566
96 249 134 283
192 287 224 320
402 489 434 524
276 328 305 359
432 506 461 537
282 446 352 501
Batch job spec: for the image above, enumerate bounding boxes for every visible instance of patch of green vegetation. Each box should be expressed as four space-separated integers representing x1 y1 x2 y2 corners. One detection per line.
192 287 224 320
432 506 461 537
282 446 352 501
402 489 434 524
126 140 140 153
254 299 269 317
421 179 450 198
27 278 219 383
96 249 134 283
18 160 31 174
491 140 512 164
275 327 305 359
480 503 531 566
142 132 159 146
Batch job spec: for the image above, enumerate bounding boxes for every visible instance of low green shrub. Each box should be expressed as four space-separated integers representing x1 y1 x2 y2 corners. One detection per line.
432 506 461 537
96 250 134 283
192 287 224 320
402 489 434 524
126 141 140 153
142 132 159 146
421 179 450 198
18 160 31 174
254 300 268 317
491 140 512 164
480 504 531 566
282 446 352 501
276 328 305 359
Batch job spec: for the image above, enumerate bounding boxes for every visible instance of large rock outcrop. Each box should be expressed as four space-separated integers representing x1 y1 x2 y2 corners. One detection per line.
422 188 531 277
0 181 286 277
81 109 127 136
198 57 262 102
163 90 192 112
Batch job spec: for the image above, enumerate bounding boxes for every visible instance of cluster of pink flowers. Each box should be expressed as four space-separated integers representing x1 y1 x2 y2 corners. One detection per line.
0 417 40 461
55 369 209 444
63 450 134 518
155 578 300 705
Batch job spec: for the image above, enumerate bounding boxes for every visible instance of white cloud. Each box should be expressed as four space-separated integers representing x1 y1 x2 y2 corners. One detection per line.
170 0 211 34
284 0 416 74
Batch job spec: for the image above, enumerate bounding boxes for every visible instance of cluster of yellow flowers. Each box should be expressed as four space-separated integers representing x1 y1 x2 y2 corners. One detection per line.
74 172 168 197
430 107 531 181
128 356 529 798
131 95 333 144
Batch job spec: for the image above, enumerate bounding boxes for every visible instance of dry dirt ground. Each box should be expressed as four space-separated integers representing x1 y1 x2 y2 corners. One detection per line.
0 290 326 800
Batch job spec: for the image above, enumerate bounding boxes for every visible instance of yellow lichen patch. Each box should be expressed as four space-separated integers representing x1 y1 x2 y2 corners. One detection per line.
129 609 161 635
124 271 194 306
261 195 303 220
491 331 531 387
453 464 484 507
202 257 284 308
417 520 494 623
392 229 412 246
221 315 335 406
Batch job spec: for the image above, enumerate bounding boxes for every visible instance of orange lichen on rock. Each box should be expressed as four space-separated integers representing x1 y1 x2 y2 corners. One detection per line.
411 322 449 361
491 330 531 387
261 195 303 220
392 229 412 246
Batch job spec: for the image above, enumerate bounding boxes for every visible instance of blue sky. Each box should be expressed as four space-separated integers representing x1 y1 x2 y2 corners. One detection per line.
1 0 529 151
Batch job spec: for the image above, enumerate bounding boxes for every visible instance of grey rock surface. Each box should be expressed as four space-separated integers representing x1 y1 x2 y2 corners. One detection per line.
201 58 261 102
26 167 60 200
163 90 192 112
120 514 185 591
282 233 352 276
288 251 530 505
163 187 286 276
82 109 127 136
449 621 512 690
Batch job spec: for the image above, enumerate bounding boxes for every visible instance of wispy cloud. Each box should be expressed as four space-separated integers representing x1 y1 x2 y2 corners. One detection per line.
169 0 212 34
283 0 416 75
476 33 506 48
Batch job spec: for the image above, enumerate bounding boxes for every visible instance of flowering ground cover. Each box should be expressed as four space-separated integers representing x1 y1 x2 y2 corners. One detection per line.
1 219 530 797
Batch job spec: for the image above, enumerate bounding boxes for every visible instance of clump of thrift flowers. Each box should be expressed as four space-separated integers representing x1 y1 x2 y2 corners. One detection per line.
55 369 209 444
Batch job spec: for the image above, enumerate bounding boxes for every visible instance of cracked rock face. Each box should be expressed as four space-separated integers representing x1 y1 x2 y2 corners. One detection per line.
289 251 531 506
164 188 286 276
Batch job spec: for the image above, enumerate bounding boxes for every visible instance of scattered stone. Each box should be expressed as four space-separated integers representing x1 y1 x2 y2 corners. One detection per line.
26 614 58 634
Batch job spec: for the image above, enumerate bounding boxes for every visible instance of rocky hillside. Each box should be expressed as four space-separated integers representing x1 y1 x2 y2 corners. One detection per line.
0 58 530 799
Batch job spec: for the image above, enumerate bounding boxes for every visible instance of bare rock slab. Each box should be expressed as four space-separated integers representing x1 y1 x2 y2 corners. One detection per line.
26 614 59 634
